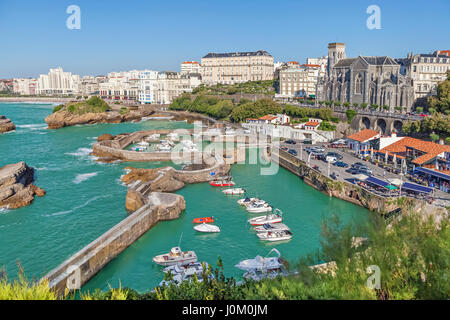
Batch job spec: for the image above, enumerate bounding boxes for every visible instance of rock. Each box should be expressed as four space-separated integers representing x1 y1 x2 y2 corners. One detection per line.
45 108 149 129
122 167 185 193
0 162 46 209
0 115 15 133
97 133 113 142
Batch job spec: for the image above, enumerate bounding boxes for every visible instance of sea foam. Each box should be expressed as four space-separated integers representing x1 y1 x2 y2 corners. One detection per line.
73 172 98 184
45 195 111 217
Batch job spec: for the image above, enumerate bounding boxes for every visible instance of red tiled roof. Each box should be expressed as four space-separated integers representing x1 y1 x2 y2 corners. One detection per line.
182 61 200 64
347 129 380 143
259 115 278 121
379 137 450 165
303 64 320 68
305 121 320 126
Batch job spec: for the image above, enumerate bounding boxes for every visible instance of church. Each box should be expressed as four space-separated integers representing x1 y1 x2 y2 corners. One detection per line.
316 43 414 111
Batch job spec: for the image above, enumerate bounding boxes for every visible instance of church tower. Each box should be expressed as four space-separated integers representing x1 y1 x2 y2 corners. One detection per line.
327 43 346 77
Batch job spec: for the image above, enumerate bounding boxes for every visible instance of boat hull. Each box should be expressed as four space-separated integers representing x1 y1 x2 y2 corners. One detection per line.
192 217 214 224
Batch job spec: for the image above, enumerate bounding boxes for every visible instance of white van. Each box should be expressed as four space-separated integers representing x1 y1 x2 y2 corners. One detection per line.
326 156 337 163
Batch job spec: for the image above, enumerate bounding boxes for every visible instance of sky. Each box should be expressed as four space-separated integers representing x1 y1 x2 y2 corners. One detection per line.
0 0 449 78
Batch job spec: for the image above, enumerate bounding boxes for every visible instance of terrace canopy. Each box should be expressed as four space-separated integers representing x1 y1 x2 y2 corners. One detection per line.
366 176 390 188
415 167 450 182
401 182 433 194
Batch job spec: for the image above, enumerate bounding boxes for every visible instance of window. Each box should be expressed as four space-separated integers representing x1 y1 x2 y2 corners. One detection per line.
355 74 362 94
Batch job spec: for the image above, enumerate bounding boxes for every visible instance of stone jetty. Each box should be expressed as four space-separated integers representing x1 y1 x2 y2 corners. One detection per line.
0 162 46 209
0 115 15 133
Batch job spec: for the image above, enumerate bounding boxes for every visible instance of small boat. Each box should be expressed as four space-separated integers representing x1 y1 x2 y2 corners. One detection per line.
153 246 197 266
209 180 235 187
246 201 272 213
222 188 245 195
192 217 214 224
235 248 288 281
248 209 283 226
137 140 150 147
159 262 213 287
237 197 258 206
167 132 180 141
257 230 293 242
194 223 220 233
254 223 291 233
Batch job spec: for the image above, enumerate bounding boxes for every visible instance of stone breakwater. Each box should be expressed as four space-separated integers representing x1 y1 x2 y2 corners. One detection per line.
0 162 46 209
42 192 185 294
0 115 15 133
45 108 152 129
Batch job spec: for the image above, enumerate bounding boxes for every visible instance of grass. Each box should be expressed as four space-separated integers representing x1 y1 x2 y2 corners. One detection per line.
53 96 111 115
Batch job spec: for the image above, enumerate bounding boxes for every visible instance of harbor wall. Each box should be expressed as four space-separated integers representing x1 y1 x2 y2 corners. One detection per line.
42 192 185 294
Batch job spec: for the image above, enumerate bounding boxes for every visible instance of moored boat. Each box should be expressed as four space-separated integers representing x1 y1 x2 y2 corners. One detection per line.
246 201 272 213
235 248 288 281
192 217 214 224
193 223 220 233
153 246 197 266
209 180 235 187
237 197 258 206
254 223 290 233
248 209 282 226
222 188 245 195
256 230 293 242
159 262 213 287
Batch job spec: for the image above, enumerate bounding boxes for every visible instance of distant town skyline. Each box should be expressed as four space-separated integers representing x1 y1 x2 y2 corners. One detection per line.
1 0 449 78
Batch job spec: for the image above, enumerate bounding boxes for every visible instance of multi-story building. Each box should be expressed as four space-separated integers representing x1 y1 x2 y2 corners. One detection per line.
181 61 202 75
13 78 38 95
201 50 274 85
138 71 201 105
398 50 450 99
37 67 80 95
278 65 321 100
316 43 414 111
76 76 102 96
99 72 139 102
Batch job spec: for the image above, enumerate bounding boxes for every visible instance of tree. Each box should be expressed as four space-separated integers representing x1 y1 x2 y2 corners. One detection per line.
343 102 350 109
382 104 390 111
346 109 357 123
430 133 440 142
353 102 359 109
360 102 368 109
416 106 424 113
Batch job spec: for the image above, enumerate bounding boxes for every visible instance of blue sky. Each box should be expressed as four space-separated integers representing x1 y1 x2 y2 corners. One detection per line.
0 0 449 78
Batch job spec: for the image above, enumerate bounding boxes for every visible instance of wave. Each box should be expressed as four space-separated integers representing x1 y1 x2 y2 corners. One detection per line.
73 172 98 184
45 195 111 217
0 206 10 214
65 147 92 157
16 123 47 129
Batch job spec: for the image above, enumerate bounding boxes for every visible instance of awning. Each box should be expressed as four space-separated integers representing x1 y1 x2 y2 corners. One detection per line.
353 174 368 181
388 178 403 186
415 167 450 181
385 185 398 190
366 176 390 188
402 182 433 194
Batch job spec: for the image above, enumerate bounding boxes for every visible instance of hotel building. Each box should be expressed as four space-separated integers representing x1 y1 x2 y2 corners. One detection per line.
201 50 274 85
181 61 202 75
37 67 80 95
13 78 38 95
398 50 450 99
278 65 322 99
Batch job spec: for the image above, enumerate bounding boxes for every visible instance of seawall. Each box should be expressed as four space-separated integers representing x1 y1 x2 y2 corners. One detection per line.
42 192 185 294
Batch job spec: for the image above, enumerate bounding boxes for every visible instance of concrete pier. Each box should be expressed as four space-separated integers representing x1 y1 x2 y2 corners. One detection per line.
42 192 185 294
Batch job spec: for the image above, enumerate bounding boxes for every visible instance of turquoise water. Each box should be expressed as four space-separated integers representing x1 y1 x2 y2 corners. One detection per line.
0 102 370 293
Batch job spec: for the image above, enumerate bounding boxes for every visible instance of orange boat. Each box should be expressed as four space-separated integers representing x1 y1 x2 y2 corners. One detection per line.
192 217 214 224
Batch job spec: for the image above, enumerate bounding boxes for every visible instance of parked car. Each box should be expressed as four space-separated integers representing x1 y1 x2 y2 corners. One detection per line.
334 161 349 168
326 152 343 160
326 156 337 163
357 167 372 175
312 146 325 153
288 149 298 156
330 172 339 180
346 167 360 174
280 146 288 151
352 162 368 170
285 139 296 144
316 153 327 161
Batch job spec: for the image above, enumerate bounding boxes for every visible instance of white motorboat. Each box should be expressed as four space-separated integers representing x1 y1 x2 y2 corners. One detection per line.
246 201 272 213
235 248 288 281
257 230 293 242
254 223 290 233
137 140 150 147
152 246 198 266
237 197 258 206
193 223 220 233
159 262 213 287
248 209 283 226
167 132 180 141
222 188 245 195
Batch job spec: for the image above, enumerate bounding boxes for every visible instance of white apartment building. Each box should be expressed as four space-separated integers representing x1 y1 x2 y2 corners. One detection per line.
181 61 202 75
37 67 80 95
76 76 102 96
306 56 327 78
13 78 38 95
99 73 139 102
201 50 274 85
278 65 321 100
138 71 201 105
399 50 450 99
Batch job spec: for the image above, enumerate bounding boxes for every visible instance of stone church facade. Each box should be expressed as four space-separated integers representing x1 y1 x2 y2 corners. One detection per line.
316 43 414 111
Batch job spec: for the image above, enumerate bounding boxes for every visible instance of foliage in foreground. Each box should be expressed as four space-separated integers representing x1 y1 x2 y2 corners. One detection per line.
1 211 448 300
52 96 111 115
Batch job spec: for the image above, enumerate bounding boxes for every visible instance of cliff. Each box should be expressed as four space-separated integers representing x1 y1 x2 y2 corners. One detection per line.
0 162 46 209
0 115 15 133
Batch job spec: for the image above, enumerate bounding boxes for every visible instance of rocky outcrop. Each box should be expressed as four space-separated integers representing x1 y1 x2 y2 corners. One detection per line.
123 167 186 193
0 162 46 209
97 133 113 142
45 109 150 129
0 115 15 133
